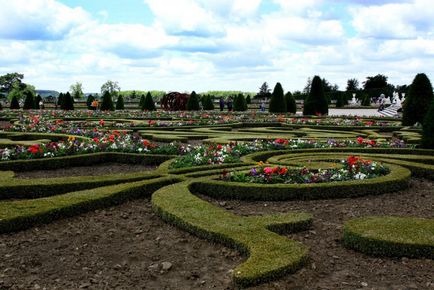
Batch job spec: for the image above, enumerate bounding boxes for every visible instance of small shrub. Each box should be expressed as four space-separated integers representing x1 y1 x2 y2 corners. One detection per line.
234 94 247 111
100 91 114 111
187 91 200 111
143 92 156 111
23 90 35 110
86 94 95 110
10 95 20 109
201 95 215 110
285 92 297 114
116 95 125 110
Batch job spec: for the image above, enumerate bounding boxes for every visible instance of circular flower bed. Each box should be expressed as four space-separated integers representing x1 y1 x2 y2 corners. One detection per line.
223 156 389 184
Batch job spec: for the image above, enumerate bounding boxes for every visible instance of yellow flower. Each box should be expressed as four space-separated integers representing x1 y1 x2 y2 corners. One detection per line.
257 161 264 166
68 136 76 142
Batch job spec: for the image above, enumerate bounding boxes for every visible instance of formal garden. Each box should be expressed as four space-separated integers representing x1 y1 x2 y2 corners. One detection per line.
0 73 433 289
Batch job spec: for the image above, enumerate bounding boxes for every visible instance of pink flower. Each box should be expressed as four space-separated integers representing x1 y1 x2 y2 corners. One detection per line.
263 167 273 175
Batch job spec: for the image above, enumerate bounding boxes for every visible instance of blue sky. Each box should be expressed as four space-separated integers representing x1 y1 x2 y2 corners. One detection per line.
0 0 433 93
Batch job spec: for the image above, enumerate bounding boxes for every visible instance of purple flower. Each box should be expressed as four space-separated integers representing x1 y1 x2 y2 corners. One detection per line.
250 168 257 176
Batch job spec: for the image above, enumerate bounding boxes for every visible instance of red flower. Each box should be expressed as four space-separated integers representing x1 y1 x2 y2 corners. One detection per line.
347 155 360 167
272 167 279 174
368 139 376 146
275 138 288 144
143 139 151 147
27 144 40 154
278 167 288 175
357 137 364 144
99 119 105 126
92 138 99 143
216 144 223 150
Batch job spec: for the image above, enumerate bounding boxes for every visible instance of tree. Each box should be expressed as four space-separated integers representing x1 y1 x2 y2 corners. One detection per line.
422 98 434 148
23 89 35 110
360 92 371 106
70 82 84 100
116 95 124 110
303 75 328 116
363 74 388 90
57 93 64 109
246 95 251 105
187 91 200 111
201 95 214 110
0 73 24 95
402 73 434 126
346 78 359 92
100 91 114 111
269 82 287 113
285 92 297 114
335 92 346 108
10 95 19 109
143 92 156 111
257 82 271 99
86 94 95 109
35 95 42 109
139 94 146 109
234 94 247 111
62 92 74 110
101 80 120 99
303 77 312 95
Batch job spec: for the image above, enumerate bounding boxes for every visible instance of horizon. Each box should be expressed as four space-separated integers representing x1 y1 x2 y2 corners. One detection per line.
0 0 433 92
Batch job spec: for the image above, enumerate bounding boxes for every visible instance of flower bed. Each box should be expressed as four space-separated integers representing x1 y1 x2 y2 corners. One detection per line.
223 156 389 184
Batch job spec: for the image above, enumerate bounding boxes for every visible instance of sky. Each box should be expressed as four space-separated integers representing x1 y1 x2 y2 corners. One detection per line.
0 0 433 93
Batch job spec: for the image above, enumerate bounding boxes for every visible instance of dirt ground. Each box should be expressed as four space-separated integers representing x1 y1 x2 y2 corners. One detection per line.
1 164 433 289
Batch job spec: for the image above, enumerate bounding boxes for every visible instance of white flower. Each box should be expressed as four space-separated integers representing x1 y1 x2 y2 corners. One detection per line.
354 172 366 180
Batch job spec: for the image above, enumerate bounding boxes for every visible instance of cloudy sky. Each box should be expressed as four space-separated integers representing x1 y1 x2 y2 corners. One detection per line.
0 0 433 93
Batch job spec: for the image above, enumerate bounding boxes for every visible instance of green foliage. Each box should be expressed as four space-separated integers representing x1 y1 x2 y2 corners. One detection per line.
139 94 146 109
335 92 345 108
61 92 74 110
234 93 247 111
57 93 64 108
346 78 359 92
285 92 297 114
257 82 271 99
187 91 200 111
269 82 287 113
143 92 156 111
23 90 35 110
402 73 434 126
0 73 24 94
100 91 114 111
10 95 19 109
100 80 120 97
361 92 371 106
115 95 125 110
303 76 329 116
86 94 95 110
70 82 84 99
34 95 42 109
201 95 215 110
246 95 251 104
422 98 434 148
120 90 166 100
363 74 388 90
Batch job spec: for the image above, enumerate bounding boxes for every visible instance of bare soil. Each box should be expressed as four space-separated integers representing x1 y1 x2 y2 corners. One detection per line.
1 175 433 289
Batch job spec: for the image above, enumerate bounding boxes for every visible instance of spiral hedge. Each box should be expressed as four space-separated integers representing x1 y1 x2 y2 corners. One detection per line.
0 111 433 287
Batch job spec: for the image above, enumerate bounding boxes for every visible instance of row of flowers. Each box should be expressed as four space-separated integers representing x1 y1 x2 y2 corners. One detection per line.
221 156 389 184
284 117 399 127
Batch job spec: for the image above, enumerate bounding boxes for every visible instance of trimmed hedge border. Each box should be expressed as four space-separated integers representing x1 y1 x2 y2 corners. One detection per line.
343 216 434 259
152 181 312 287
0 176 181 234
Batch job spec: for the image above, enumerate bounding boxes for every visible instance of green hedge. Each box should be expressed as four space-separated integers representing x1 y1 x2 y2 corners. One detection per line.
0 176 180 233
344 216 434 259
152 181 312 287
190 164 410 201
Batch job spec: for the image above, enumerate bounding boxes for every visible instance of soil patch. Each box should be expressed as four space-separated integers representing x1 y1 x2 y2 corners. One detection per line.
14 163 157 179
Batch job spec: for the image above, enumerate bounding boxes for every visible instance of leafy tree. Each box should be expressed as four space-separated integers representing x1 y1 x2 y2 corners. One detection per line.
23 89 35 110
322 78 338 93
70 82 84 100
285 91 297 114
303 75 328 116
10 95 19 109
115 95 124 110
257 82 271 99
422 98 434 148
100 91 114 111
101 80 120 99
234 94 247 111
0 73 24 94
86 94 95 109
62 92 74 110
246 95 251 105
187 91 200 111
363 74 388 90
346 78 359 92
402 73 434 126
143 92 156 111
269 82 287 113
35 95 42 109
201 95 214 110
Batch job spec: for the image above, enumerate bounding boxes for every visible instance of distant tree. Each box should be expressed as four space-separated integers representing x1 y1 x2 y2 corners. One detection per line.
269 82 287 113
34 95 42 109
116 95 124 110
70 82 84 100
285 91 297 114
360 92 371 106
187 91 200 111
201 95 215 110
0 73 24 95
303 76 328 116
129 90 138 100
335 92 346 108
101 80 120 99
346 78 359 92
234 94 247 111
139 94 146 109
422 98 434 148
245 95 251 105
62 92 74 110
363 74 388 90
10 95 19 109
143 92 156 111
100 91 114 111
322 78 338 93
86 94 95 110
292 91 307 100
402 73 434 126
257 82 271 99
303 77 312 95
23 89 35 110
57 93 64 108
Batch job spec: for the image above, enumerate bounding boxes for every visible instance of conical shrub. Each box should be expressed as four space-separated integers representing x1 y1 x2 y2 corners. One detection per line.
303 76 328 115
402 73 434 126
143 92 156 111
285 92 296 114
10 95 20 109
100 91 114 111
187 91 200 111
269 82 287 113
116 95 124 110
422 98 434 148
